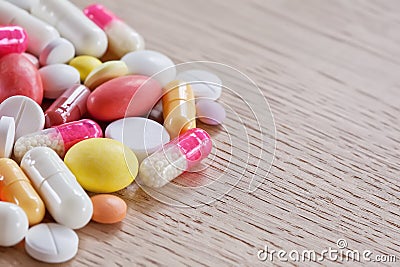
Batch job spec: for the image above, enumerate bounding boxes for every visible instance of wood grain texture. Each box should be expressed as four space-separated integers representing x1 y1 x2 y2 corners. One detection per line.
1 0 399 266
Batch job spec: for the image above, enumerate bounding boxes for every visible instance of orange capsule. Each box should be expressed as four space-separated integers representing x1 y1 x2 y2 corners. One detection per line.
0 158 45 225
162 80 196 139
91 194 127 224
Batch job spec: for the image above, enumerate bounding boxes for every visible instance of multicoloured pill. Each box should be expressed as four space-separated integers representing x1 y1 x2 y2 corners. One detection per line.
137 128 212 188
14 119 103 161
162 80 196 139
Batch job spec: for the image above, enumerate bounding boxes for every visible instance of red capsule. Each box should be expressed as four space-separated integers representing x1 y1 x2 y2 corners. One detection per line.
45 84 90 128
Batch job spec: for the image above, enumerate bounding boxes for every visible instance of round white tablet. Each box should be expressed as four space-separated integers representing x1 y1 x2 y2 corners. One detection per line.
0 116 15 158
25 223 79 263
0 202 29 247
105 117 170 163
176 69 222 101
0 96 45 139
39 64 80 99
121 50 176 87
39 38 75 66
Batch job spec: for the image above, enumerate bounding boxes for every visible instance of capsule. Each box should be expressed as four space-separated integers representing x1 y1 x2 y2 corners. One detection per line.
44 85 91 128
0 26 28 57
137 128 212 188
14 119 103 162
21 147 93 229
26 0 108 57
0 158 45 225
0 1 75 65
84 4 145 59
162 80 196 139
3 0 35 11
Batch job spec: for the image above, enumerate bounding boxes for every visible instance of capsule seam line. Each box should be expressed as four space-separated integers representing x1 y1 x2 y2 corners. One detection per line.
37 171 64 190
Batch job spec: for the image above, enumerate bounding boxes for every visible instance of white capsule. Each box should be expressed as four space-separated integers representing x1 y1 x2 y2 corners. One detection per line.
0 1 75 65
3 0 38 11
27 0 108 57
21 147 93 229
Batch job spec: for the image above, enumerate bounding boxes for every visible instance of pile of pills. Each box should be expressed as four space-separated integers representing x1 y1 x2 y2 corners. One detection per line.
0 0 226 263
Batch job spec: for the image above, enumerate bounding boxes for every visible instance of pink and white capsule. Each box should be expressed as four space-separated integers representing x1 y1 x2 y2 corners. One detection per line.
14 119 102 161
138 128 212 188
84 4 145 58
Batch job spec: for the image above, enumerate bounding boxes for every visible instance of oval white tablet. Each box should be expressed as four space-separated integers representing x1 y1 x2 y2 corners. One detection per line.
39 64 80 99
176 69 222 101
121 50 176 87
39 38 75 66
0 202 29 247
0 96 45 139
25 223 79 263
196 100 226 125
21 147 93 229
0 116 15 158
105 117 170 163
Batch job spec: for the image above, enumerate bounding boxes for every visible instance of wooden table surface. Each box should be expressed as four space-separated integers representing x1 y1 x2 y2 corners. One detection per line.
1 0 399 266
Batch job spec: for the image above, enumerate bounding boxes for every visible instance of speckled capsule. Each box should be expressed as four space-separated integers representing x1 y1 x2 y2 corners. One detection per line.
137 128 212 188
14 119 102 161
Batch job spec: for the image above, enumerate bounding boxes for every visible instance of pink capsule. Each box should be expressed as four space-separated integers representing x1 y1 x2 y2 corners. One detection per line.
14 119 102 161
44 84 91 128
137 128 212 188
0 26 28 57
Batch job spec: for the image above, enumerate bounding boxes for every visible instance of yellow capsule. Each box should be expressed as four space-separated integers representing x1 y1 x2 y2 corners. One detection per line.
69 55 102 81
0 158 45 225
162 80 196 139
